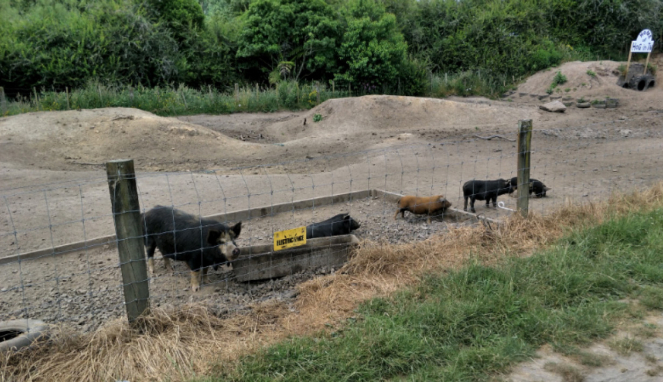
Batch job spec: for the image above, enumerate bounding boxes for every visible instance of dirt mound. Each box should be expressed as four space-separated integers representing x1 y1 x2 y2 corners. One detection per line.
514 58 662 109
265 95 538 141
0 108 259 172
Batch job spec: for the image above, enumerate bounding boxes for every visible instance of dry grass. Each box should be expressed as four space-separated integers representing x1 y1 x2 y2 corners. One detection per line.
3 183 663 382
544 362 586 382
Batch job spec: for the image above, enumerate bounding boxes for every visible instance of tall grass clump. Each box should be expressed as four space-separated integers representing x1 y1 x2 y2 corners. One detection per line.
429 70 513 98
0 81 351 117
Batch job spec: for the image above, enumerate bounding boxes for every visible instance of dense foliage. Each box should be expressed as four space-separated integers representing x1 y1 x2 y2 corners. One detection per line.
0 0 661 100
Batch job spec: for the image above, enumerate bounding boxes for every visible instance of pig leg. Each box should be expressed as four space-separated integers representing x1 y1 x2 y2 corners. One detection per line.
202 266 211 284
464 196 469 211
163 257 173 273
146 240 157 275
470 196 477 213
190 270 201 292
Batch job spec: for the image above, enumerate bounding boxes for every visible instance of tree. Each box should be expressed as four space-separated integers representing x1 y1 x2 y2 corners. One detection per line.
147 0 205 41
236 0 340 81
334 0 410 88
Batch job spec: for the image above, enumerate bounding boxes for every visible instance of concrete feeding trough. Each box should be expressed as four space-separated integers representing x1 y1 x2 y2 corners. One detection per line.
228 189 498 283
232 234 359 282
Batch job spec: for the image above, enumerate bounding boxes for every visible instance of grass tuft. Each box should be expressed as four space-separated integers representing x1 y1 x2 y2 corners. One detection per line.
609 337 644 355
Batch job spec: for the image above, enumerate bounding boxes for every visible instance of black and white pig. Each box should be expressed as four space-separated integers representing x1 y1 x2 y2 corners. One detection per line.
141 205 242 292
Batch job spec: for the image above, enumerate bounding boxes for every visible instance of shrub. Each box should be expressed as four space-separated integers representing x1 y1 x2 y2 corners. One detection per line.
587 70 596 77
617 64 628 78
551 71 568 88
647 64 657 75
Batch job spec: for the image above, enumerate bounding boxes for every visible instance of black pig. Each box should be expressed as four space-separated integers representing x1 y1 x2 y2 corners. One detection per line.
463 179 514 213
141 205 242 292
306 214 361 239
509 177 551 198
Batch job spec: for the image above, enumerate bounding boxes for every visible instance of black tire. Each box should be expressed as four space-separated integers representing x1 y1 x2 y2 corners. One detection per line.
0 319 47 352
628 75 653 91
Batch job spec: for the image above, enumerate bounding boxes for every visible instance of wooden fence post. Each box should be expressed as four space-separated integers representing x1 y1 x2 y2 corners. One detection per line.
106 159 150 324
234 83 239 105
0 87 6 115
332 80 335 94
516 120 533 218
65 87 70 110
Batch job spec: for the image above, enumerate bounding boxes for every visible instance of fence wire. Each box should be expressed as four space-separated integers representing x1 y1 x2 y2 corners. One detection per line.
1 115 662 333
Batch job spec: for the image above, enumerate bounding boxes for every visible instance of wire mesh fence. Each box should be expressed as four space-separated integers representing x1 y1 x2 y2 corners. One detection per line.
1 115 662 334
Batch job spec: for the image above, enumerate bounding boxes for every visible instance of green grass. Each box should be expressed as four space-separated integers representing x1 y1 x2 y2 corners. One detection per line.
0 70 521 118
204 208 663 382
550 71 568 91
609 337 644 356
428 70 511 98
0 81 351 117
1 72 511 117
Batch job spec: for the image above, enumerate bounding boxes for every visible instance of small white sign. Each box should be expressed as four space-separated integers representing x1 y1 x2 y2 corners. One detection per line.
631 29 654 53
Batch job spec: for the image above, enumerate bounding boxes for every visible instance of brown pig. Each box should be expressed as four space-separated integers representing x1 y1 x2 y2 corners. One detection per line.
393 195 452 224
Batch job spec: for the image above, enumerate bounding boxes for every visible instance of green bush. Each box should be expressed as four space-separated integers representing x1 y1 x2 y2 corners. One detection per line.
1 0 661 109
551 71 568 88
146 0 205 40
334 0 410 89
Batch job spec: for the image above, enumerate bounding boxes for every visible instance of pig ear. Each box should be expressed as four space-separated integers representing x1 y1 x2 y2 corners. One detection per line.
207 229 221 246
231 221 242 238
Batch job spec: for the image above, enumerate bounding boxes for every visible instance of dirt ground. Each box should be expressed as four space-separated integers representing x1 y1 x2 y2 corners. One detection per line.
0 56 662 354
507 314 663 382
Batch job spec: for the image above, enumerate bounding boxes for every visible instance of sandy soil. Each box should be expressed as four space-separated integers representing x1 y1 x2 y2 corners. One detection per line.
0 57 662 342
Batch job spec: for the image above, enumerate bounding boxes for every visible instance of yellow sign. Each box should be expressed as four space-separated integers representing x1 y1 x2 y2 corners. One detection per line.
274 226 307 251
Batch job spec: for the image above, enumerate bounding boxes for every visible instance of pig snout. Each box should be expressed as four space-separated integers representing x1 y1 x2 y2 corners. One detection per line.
232 248 240 258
